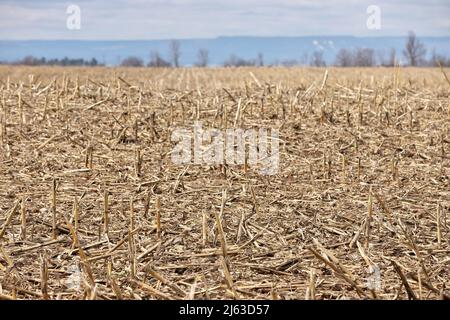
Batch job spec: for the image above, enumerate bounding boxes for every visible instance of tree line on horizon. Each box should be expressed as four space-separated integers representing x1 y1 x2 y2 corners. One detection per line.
3 31 450 68
4 56 102 67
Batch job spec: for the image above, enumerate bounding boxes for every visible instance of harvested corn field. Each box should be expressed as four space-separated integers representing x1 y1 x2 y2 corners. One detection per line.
0 66 449 300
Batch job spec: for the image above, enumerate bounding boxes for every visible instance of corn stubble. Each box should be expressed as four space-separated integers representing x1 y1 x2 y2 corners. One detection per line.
0 65 448 300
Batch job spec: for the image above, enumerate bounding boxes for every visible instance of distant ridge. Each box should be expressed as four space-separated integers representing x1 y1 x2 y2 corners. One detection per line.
1 36 449 66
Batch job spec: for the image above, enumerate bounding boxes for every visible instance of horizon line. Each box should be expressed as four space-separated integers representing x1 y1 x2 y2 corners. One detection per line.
2 34 450 42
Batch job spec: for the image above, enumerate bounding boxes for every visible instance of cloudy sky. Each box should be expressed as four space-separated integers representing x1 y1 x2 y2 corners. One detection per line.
0 0 449 40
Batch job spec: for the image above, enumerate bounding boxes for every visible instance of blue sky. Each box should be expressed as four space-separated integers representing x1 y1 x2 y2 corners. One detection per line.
0 0 449 40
